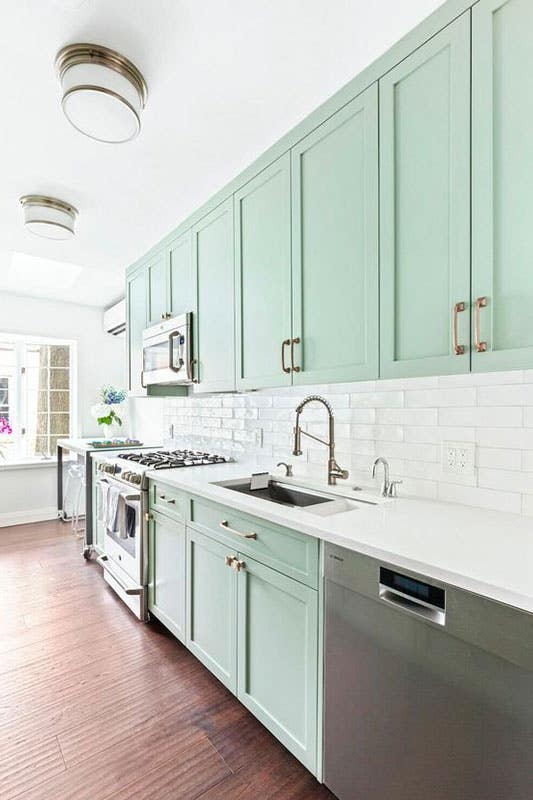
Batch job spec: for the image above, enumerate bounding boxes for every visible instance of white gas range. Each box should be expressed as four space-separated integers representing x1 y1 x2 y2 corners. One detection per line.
93 448 233 620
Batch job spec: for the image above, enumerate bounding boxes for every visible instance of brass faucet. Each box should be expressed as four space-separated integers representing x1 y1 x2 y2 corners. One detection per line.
292 395 349 486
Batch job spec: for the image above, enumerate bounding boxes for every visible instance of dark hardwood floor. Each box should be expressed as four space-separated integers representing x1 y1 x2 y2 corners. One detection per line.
0 520 335 800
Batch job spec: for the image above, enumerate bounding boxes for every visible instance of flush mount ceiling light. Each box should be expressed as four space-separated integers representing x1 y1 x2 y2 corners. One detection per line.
19 195 78 240
55 43 147 143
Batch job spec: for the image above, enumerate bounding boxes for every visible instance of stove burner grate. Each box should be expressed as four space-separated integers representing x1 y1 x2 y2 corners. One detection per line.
117 449 230 469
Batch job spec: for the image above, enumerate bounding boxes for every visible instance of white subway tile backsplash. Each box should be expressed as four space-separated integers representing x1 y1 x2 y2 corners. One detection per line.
439 406 523 427
522 451 533 473
476 428 533 450
478 468 533 495
438 370 524 387
377 408 438 426
476 448 522 471
405 388 476 407
134 368 533 516
524 407 533 427
350 391 403 408
437 483 522 514
477 384 533 406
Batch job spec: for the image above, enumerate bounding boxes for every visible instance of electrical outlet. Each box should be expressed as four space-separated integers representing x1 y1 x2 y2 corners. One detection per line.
441 441 475 479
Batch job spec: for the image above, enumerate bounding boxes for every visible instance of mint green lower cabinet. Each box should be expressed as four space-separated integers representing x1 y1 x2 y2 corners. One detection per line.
148 511 186 642
291 84 379 385
186 527 238 693
472 0 533 371
237 556 318 773
193 198 235 392
379 13 471 378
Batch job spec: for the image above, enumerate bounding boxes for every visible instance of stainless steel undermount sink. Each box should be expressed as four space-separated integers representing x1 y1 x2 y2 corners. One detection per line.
219 479 332 508
213 478 373 515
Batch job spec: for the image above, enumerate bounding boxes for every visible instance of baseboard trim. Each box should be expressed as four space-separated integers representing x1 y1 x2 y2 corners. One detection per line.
0 507 58 528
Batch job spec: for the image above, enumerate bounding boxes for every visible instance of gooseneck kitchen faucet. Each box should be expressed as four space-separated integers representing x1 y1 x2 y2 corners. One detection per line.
292 395 349 486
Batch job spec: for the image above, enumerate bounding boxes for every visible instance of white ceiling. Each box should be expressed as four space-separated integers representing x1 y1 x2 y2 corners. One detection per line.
0 0 442 308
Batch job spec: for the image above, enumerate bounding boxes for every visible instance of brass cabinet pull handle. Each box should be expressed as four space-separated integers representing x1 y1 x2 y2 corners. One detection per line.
189 358 198 383
158 495 175 504
220 520 257 540
224 554 236 567
281 339 291 374
474 296 488 353
453 302 466 355
232 558 246 573
291 337 301 372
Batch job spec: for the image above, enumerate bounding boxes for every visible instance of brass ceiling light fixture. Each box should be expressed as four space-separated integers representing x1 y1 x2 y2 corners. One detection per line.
19 195 78 240
55 43 148 143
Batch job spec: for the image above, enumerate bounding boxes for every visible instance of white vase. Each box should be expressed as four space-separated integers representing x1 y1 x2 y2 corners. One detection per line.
99 421 122 439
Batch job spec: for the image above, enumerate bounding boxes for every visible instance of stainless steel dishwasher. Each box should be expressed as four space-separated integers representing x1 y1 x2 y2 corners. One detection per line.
323 542 533 800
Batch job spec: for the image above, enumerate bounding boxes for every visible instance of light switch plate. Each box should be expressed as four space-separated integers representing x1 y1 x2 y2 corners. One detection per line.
441 441 475 479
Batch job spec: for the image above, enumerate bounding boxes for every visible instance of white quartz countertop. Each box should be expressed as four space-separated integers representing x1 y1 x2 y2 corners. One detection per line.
57 438 159 454
146 461 533 614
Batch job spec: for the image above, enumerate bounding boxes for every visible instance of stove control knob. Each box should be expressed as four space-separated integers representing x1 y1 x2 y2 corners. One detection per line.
102 463 115 474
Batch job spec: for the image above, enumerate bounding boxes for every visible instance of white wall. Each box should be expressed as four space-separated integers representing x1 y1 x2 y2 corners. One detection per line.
0 292 125 527
131 369 533 517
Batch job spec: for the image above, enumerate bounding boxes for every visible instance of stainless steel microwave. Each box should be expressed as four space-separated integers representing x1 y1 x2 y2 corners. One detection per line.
141 313 193 386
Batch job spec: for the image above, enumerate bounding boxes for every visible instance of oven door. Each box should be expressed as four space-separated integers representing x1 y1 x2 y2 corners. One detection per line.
141 313 192 386
98 475 143 585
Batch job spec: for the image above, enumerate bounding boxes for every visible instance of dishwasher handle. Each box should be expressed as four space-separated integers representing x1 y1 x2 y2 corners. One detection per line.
379 567 446 626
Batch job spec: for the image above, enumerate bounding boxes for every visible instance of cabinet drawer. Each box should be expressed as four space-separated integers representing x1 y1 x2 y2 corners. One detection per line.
148 480 187 522
189 497 319 588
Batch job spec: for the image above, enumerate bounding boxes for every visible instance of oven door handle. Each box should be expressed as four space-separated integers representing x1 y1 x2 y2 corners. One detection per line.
96 555 143 596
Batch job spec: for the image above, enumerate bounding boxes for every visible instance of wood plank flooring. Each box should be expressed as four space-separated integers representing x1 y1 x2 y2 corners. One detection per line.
0 520 335 800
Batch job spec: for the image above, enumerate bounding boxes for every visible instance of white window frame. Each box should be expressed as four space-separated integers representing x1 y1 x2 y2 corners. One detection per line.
0 333 77 465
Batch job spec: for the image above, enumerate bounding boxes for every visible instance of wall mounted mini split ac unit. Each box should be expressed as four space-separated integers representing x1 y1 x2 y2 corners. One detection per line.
103 298 126 336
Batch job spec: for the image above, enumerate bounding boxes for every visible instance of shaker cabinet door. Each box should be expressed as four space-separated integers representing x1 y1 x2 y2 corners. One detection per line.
126 269 147 396
146 252 167 326
168 229 194 319
234 154 292 390
148 512 186 642
193 198 235 392
472 0 533 371
291 84 379 385
379 13 471 378
186 528 238 693
236 555 319 774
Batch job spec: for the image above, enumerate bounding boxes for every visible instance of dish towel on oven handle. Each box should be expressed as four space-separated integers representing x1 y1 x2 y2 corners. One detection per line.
125 498 140 538
97 480 109 523
105 485 121 535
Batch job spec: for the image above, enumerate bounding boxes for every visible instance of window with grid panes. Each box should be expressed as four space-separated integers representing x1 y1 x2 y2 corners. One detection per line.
0 336 76 462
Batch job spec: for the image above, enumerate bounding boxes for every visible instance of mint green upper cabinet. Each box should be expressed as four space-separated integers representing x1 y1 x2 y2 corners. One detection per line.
127 269 147 395
235 154 292 390
193 199 235 392
186 527 237 693
237 555 318 773
291 84 379 385
146 252 167 326
379 14 471 378
168 230 194 318
472 0 533 371
148 512 186 642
